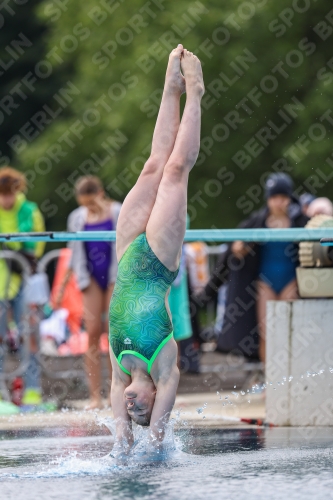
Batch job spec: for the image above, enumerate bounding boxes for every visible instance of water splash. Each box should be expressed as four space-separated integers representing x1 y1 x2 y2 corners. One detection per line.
196 403 207 415
97 415 190 465
0 452 123 480
214 366 333 408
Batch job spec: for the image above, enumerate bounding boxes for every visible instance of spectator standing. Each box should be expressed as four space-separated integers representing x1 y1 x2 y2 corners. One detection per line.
255 174 309 361
56 176 121 409
198 173 308 363
0 167 45 404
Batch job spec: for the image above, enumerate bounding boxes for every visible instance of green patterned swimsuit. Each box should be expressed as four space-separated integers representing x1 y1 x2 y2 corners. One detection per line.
109 233 178 376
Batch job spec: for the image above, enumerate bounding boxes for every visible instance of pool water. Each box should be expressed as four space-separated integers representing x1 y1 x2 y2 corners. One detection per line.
0 426 332 500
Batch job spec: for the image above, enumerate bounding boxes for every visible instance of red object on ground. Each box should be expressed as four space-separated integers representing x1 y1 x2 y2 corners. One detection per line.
11 377 24 406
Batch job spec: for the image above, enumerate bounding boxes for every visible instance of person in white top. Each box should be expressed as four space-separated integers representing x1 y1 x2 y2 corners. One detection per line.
56 176 121 409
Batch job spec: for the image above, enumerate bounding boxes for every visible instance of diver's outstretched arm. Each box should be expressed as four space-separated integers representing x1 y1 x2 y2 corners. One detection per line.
111 382 133 451
149 338 180 442
150 369 180 443
110 369 134 450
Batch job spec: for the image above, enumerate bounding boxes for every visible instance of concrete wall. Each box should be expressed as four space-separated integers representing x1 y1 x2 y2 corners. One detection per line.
266 299 333 426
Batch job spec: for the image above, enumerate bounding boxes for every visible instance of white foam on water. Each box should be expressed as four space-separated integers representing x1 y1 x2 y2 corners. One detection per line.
38 453 122 478
0 450 137 480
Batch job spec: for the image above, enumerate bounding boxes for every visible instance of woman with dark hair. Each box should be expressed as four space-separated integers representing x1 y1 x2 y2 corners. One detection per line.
56 175 121 409
199 173 309 363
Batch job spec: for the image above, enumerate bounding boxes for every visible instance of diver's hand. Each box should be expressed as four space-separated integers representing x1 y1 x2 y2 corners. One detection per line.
148 422 166 449
109 438 132 463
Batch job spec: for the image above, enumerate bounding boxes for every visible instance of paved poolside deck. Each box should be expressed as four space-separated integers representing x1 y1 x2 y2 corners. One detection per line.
0 391 265 431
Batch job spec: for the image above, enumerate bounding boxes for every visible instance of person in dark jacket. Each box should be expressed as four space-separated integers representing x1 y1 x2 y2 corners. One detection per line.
197 173 309 362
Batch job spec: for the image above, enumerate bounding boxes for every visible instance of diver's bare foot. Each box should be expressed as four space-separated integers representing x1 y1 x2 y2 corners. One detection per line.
181 49 204 98
85 398 103 410
165 44 185 95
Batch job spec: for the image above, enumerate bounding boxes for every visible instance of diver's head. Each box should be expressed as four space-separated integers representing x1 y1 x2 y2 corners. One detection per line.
124 379 156 426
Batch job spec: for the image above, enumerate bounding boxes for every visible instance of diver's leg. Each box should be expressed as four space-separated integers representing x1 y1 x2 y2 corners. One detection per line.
146 50 204 271
257 280 278 363
116 45 185 260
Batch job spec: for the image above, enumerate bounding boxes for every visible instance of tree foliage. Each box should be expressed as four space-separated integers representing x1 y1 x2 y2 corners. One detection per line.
12 0 333 229
0 0 66 167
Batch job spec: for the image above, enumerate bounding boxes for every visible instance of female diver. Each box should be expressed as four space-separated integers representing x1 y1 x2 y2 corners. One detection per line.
109 44 204 448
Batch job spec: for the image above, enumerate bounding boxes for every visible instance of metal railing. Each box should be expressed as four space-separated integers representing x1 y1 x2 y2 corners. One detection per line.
0 228 333 243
